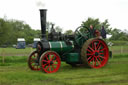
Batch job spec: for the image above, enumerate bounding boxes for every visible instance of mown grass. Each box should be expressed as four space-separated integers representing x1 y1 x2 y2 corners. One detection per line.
0 48 35 56
0 46 128 56
0 55 128 85
0 48 33 54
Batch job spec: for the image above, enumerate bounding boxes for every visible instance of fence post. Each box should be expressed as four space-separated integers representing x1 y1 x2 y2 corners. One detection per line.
111 46 113 58
30 47 33 53
2 48 5 64
121 46 123 54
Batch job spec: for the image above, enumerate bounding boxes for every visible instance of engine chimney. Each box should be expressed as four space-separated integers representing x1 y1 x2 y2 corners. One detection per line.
40 9 47 41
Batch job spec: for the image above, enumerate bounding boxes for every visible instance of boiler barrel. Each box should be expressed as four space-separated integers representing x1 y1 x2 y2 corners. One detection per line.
48 41 74 53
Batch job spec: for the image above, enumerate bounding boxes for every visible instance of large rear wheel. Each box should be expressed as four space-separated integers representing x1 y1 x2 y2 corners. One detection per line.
40 51 61 73
81 38 109 68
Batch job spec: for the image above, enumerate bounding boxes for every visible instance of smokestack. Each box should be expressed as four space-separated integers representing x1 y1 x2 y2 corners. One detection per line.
40 9 47 41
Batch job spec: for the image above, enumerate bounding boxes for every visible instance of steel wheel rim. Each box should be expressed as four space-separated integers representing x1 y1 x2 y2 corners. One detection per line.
86 39 109 68
41 51 61 73
28 51 40 71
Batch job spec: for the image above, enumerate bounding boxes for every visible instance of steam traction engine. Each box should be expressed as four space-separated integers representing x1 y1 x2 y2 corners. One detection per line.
28 9 109 73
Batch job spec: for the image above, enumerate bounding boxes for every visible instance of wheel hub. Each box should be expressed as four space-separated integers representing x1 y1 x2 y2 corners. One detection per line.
95 52 99 56
50 61 53 65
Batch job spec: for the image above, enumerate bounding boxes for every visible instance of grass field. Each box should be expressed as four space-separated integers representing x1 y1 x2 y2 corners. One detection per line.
0 46 128 56
0 48 35 56
109 46 128 55
0 55 128 85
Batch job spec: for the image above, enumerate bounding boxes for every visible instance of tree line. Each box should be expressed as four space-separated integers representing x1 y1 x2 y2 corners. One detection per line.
0 18 40 46
0 17 128 46
65 17 128 41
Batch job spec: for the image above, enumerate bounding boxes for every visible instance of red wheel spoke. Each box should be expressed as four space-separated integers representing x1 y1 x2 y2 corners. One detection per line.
87 49 93 53
96 57 101 66
52 64 58 66
96 41 100 49
46 56 49 60
88 57 94 63
87 53 93 56
52 65 55 70
53 60 57 62
97 57 102 62
99 53 104 55
49 66 52 72
100 48 106 52
51 56 55 60
42 60 48 62
94 43 97 50
49 55 53 60
87 56 92 61
43 63 49 67
88 46 95 52
99 56 106 59
98 45 102 51
45 65 50 70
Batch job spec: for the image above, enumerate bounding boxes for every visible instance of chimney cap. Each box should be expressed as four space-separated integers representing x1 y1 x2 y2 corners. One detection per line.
39 9 47 11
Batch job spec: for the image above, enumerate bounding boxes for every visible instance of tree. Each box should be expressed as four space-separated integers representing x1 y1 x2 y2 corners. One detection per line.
81 17 112 34
0 17 42 46
64 30 73 35
0 16 65 46
0 18 11 45
55 26 63 33
110 28 128 41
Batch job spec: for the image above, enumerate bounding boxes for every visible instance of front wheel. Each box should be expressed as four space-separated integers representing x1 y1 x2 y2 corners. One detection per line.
28 51 41 71
40 51 61 73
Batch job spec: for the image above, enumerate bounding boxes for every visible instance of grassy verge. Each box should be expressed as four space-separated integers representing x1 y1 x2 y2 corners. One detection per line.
0 55 128 85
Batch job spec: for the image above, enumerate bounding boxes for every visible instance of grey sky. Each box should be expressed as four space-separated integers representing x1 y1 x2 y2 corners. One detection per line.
0 0 128 32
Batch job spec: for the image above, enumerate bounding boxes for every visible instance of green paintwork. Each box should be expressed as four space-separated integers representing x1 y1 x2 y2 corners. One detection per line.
65 53 79 62
75 32 91 47
49 41 74 53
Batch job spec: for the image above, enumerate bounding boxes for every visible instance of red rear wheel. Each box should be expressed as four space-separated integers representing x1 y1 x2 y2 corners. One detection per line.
81 38 109 68
28 51 40 71
40 51 61 73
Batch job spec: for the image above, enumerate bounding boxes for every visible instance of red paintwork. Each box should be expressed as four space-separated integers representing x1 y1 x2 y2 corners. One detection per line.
86 39 109 68
41 51 61 73
29 51 41 71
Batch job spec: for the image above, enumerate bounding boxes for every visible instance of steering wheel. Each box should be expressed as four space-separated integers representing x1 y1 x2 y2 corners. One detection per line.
74 26 91 47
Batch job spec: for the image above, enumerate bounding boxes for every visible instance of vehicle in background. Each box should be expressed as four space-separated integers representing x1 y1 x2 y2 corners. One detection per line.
16 38 26 49
33 38 40 48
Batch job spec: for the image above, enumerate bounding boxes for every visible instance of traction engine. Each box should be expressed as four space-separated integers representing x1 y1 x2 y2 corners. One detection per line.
28 9 109 73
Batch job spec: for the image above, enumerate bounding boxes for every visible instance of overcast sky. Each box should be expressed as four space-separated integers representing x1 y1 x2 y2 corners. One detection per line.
0 0 128 32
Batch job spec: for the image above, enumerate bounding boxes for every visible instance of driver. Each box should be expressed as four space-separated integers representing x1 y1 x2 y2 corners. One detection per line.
89 25 100 38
